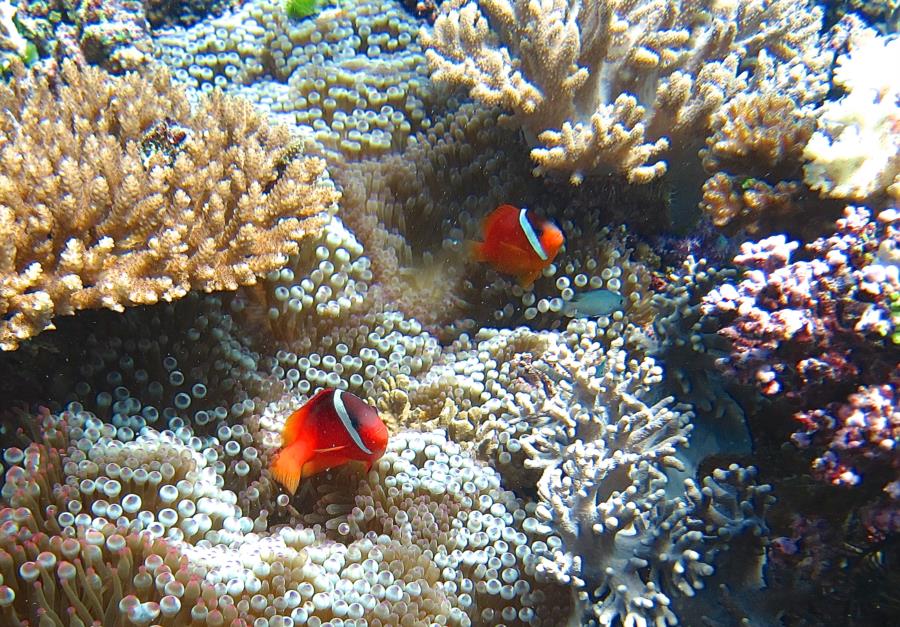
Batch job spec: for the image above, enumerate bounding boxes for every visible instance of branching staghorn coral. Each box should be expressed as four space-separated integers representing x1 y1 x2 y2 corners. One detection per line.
0 59 337 350
423 0 827 184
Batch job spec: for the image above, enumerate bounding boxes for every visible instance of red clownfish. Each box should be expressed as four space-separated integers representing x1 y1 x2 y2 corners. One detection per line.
471 204 564 286
270 388 388 494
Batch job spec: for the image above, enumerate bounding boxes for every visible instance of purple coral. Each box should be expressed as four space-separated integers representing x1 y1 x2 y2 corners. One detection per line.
795 369 900 504
703 207 900 540
702 207 900 405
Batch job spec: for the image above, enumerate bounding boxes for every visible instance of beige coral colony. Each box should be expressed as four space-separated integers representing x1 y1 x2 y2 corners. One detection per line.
0 1 898 627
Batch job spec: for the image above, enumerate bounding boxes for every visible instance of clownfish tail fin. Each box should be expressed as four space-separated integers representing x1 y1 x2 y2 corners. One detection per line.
270 440 312 495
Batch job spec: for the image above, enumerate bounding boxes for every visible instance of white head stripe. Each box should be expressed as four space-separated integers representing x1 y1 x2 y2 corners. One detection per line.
519 208 547 261
333 390 373 455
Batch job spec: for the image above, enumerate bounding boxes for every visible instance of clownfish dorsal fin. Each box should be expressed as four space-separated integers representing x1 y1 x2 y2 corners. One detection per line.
517 208 548 261
333 389 374 455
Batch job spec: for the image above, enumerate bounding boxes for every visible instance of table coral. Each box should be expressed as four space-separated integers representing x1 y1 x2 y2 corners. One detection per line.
0 59 336 350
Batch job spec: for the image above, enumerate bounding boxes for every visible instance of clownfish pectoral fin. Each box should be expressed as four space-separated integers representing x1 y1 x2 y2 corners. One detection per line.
519 269 543 287
280 404 312 448
300 455 343 478
468 240 487 263
270 440 312 495
313 445 347 453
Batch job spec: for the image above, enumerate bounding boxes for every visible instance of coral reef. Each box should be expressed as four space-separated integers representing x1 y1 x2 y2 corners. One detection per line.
703 206 900 600
0 1 35 71
697 51 839 236
795 368 900 499
642 258 754 468
826 0 900 34
0 292 272 436
7 0 898 624
0 396 574 625
423 0 828 184
0 59 336 350
517 337 771 626
0 294 776 626
145 0 239 28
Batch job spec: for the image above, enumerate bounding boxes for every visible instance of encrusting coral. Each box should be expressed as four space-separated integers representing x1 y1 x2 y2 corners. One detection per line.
0 59 338 351
423 0 828 184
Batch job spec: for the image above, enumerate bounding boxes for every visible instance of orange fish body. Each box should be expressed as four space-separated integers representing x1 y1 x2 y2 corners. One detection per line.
472 204 564 286
270 388 388 494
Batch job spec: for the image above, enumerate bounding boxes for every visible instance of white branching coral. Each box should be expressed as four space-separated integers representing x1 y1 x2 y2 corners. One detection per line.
803 25 900 202
423 0 827 184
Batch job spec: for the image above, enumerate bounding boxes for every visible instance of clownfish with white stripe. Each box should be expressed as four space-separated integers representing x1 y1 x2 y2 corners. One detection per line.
270 388 388 495
471 204 564 287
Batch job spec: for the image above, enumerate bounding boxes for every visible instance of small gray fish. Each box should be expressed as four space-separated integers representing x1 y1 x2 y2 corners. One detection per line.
563 289 625 318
